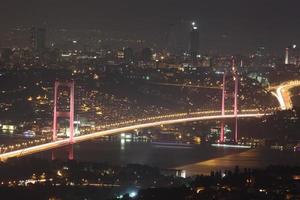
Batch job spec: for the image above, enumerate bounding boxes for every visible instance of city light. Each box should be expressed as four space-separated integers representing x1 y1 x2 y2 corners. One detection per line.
1 2 300 199
211 144 251 149
129 191 137 198
270 80 300 110
0 111 267 161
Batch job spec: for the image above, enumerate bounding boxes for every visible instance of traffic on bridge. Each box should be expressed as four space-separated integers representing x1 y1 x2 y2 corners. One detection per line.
0 110 267 162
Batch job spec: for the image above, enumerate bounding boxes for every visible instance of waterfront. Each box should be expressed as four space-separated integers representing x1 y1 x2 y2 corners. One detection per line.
34 140 300 176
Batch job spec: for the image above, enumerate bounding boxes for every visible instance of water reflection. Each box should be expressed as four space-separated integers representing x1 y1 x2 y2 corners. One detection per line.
34 140 300 177
120 138 132 151
120 138 125 151
177 149 300 176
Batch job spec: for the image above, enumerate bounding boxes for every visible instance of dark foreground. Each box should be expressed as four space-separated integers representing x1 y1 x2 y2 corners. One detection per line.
0 158 300 200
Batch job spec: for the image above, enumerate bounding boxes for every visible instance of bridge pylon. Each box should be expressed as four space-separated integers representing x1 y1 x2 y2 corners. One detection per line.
220 59 239 143
52 80 75 160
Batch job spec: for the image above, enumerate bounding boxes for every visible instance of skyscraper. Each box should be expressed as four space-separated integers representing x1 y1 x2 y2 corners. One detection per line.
190 22 199 64
124 47 134 63
0 48 12 64
284 45 300 66
141 48 152 62
31 27 46 53
285 47 289 65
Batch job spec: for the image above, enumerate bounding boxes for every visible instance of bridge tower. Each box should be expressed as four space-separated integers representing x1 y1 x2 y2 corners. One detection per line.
220 59 239 143
52 80 75 160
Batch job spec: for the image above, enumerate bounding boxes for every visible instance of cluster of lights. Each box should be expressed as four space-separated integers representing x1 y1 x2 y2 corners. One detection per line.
270 80 300 110
191 21 198 30
0 109 269 160
211 143 251 149
0 137 51 154
117 191 137 199
95 109 265 131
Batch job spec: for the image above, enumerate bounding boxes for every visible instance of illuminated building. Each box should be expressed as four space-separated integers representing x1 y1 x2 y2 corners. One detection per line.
253 46 268 66
286 45 300 66
190 22 199 64
285 48 289 65
117 50 125 59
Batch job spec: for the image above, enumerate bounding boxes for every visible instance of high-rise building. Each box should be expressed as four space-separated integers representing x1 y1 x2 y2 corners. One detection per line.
117 50 125 60
253 46 269 66
124 47 134 63
31 27 46 53
285 47 289 65
141 48 152 62
0 48 13 64
286 45 300 66
190 22 199 64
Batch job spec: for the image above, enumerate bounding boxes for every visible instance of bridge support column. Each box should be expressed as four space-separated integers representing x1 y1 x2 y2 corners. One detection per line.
51 150 56 160
220 59 239 143
233 62 239 143
220 121 225 142
53 82 58 141
220 73 226 143
234 117 238 143
52 80 75 160
68 145 74 160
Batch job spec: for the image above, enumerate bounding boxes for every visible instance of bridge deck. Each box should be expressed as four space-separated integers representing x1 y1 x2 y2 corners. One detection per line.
0 112 268 162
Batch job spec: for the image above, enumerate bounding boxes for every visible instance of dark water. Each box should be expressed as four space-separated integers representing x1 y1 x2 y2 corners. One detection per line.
177 148 300 176
35 139 300 176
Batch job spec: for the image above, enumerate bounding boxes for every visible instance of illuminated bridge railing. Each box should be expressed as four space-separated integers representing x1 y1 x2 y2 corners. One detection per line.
268 80 300 90
93 108 267 132
0 137 52 155
0 108 271 155
94 110 220 131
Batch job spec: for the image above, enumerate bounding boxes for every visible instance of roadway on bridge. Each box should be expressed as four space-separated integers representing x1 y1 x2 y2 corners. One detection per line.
148 82 221 89
269 80 300 110
0 112 267 162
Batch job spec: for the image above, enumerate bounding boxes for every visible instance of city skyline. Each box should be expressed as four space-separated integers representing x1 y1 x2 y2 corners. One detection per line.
1 0 300 53
1 1 300 199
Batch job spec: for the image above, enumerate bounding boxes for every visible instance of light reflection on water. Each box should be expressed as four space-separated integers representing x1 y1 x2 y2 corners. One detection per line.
178 149 300 176
36 140 300 176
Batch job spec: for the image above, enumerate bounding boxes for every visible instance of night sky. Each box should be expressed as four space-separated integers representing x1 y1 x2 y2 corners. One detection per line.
1 0 300 53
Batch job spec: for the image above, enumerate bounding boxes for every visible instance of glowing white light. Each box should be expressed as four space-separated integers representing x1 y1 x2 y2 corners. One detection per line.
129 191 137 198
211 144 251 149
222 172 226 178
181 170 186 178
271 87 286 110
61 53 72 57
